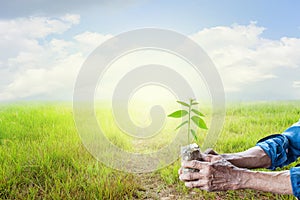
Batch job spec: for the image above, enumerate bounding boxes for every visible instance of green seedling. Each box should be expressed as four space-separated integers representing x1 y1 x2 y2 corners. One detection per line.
168 99 207 143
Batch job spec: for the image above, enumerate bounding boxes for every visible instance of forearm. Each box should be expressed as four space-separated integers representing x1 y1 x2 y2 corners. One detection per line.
239 169 292 195
221 146 271 169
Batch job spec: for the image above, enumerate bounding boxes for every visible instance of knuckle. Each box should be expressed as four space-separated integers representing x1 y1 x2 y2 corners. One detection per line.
203 185 211 192
205 180 214 192
204 173 210 179
187 172 197 180
185 182 194 188
191 160 198 168
178 167 182 175
206 165 212 174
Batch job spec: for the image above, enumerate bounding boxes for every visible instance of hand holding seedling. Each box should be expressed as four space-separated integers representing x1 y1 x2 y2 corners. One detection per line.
179 154 243 191
179 145 293 195
168 99 208 173
168 99 207 143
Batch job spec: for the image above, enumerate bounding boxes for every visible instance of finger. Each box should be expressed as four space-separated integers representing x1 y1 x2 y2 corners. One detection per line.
201 154 223 162
178 167 182 175
204 148 218 155
200 154 213 162
179 172 203 181
185 180 214 192
182 160 206 170
185 179 207 188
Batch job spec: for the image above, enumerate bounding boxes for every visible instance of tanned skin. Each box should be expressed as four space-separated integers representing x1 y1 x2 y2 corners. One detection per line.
179 146 293 195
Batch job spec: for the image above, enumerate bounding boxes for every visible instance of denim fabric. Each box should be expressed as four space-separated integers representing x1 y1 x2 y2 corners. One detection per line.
256 120 300 169
256 120 300 198
291 167 300 199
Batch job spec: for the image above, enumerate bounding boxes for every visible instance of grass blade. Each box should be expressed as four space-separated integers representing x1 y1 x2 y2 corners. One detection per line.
168 110 188 118
191 116 208 129
175 120 188 130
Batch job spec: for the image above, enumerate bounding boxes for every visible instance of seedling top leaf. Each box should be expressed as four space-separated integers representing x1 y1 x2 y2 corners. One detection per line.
168 110 188 118
168 99 207 143
176 101 190 107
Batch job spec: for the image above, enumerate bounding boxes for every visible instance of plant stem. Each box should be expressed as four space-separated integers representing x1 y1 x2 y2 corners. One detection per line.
187 99 192 143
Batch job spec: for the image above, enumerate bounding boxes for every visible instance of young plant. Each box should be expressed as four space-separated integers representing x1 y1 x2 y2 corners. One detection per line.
168 99 207 143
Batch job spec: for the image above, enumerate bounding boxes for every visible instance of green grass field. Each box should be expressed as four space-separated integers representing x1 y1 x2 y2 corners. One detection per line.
0 101 299 199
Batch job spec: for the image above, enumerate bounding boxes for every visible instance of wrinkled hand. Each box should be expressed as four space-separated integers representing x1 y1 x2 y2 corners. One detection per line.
179 154 244 192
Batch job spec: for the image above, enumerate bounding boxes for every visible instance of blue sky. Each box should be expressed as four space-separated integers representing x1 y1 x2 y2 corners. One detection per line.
2 0 298 38
83 0 300 39
0 0 300 101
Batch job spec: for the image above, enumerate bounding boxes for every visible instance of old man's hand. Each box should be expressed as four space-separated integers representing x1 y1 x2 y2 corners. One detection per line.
179 154 245 191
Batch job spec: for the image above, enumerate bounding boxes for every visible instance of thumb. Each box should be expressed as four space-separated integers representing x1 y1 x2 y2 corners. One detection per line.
201 154 223 162
204 148 219 155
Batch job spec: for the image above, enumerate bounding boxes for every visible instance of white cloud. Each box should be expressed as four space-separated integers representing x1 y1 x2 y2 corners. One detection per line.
0 53 84 100
0 14 80 39
293 81 300 88
191 22 300 92
0 14 111 101
0 14 80 61
61 14 81 25
1 19 300 101
74 31 112 52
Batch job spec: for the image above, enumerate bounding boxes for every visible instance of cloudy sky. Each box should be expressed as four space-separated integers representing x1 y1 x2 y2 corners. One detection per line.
0 0 300 102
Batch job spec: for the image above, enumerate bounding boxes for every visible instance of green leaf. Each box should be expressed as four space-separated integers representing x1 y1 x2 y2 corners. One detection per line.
192 109 205 117
176 101 190 107
191 116 208 129
168 110 188 118
190 129 198 141
191 102 199 105
175 120 188 130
